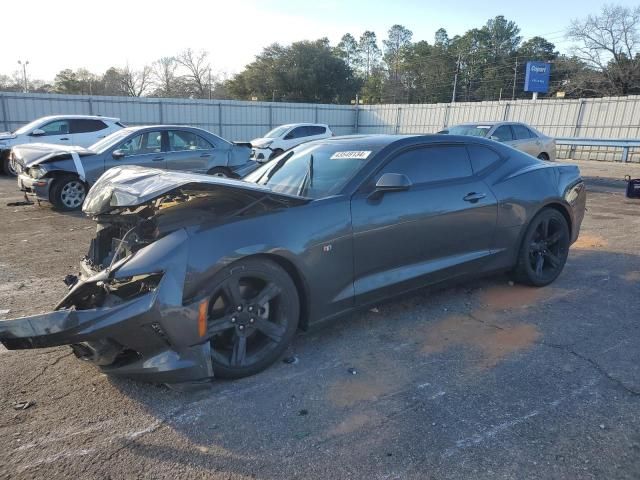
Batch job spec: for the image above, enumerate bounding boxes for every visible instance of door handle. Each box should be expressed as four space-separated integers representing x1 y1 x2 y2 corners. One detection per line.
463 192 486 203
60 137 69 141
152 156 164 161
200 153 211 158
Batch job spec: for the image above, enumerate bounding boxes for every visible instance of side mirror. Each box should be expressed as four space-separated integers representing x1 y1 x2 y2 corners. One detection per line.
112 149 125 159
489 135 501 142
437 129 449 134
374 173 412 193
30 129 45 136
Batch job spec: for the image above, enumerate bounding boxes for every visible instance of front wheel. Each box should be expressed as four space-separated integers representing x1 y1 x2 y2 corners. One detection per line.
512 208 570 286
206 258 300 379
2 152 17 176
50 175 87 211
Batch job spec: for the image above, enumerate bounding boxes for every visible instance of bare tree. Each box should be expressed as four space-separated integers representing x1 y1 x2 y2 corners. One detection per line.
151 56 179 97
177 48 211 98
121 65 152 97
568 5 640 94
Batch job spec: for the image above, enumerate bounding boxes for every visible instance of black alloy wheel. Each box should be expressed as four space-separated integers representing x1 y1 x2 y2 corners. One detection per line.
513 208 570 286
206 258 299 378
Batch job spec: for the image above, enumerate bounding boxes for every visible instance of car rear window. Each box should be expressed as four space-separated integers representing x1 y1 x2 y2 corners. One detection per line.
70 119 108 134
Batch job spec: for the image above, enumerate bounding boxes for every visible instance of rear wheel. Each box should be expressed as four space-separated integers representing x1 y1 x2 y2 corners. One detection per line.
207 167 233 178
50 175 87 211
537 152 549 161
206 258 300 379
512 208 570 286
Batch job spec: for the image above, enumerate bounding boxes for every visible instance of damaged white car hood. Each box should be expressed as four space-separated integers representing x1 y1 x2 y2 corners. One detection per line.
83 165 308 216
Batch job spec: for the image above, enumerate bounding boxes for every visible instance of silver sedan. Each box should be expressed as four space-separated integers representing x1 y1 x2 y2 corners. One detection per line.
439 122 556 161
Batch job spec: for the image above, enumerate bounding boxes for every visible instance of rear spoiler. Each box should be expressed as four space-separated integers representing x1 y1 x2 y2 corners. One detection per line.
233 141 253 148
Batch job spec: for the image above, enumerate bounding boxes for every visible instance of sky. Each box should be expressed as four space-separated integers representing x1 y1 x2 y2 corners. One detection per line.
2 0 633 81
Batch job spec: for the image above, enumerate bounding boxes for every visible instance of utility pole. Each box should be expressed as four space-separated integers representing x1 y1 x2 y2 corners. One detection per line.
208 68 212 100
451 53 461 103
511 57 518 101
17 60 29 93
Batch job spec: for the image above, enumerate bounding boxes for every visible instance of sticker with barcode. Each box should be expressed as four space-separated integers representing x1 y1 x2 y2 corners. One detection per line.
330 150 372 160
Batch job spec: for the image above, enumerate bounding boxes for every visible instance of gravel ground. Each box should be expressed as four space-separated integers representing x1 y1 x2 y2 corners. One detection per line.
0 160 639 479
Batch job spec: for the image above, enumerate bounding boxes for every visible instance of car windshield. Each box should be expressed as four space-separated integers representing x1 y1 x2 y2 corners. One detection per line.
446 124 493 137
13 119 47 135
244 143 372 199
263 126 290 138
89 129 136 153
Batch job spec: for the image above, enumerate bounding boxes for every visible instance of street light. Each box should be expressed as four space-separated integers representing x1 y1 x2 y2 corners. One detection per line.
17 60 29 93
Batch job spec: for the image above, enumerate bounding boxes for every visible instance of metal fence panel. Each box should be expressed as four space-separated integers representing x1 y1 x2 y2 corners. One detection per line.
2 92 640 161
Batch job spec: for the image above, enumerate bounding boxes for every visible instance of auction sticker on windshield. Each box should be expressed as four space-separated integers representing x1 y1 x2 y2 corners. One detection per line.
330 151 372 160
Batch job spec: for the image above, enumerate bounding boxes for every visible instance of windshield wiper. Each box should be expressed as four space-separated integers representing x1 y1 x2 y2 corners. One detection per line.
297 154 314 197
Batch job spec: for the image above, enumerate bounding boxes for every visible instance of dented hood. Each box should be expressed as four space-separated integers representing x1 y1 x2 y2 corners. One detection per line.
83 165 309 216
12 143 94 167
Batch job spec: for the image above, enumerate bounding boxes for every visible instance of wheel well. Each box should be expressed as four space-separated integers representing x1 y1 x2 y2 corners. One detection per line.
250 253 310 330
544 202 572 238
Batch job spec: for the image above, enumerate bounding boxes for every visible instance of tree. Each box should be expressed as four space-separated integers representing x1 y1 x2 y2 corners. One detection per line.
226 38 359 103
434 28 450 47
518 37 558 61
53 69 81 94
121 65 152 97
568 4 640 94
358 31 381 79
336 33 360 69
177 49 212 98
151 56 180 97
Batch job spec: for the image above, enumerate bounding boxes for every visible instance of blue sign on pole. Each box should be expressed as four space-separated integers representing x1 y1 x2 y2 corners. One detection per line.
524 61 551 93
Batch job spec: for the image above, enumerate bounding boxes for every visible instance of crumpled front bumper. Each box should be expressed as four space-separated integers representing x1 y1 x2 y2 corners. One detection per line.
0 229 214 385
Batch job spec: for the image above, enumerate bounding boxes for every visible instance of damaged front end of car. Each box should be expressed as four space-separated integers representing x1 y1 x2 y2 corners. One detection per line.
0 165 307 385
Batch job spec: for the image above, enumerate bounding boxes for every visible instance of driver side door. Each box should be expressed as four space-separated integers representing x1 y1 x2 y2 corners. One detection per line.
350 144 498 305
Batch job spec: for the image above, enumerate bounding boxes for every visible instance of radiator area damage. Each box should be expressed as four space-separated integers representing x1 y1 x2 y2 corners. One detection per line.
0 166 307 385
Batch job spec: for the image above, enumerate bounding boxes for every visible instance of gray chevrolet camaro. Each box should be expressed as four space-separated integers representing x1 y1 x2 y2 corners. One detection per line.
0 135 586 386
13 125 257 210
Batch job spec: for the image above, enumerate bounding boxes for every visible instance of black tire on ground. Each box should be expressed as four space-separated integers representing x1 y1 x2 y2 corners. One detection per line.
537 152 550 161
269 149 284 160
49 175 87 211
2 151 17 176
512 208 570 287
207 167 234 178
207 257 300 379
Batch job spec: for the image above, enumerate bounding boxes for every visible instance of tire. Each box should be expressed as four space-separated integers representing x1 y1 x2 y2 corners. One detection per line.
49 175 87 211
269 149 284 160
537 152 550 161
207 167 233 178
2 152 17 176
206 257 300 379
512 208 570 287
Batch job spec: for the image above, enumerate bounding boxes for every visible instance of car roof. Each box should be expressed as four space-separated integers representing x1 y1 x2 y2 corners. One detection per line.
278 123 330 129
36 114 120 123
454 121 529 127
310 133 499 150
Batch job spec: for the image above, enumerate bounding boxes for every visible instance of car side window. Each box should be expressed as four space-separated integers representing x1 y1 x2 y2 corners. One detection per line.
70 119 108 134
40 120 70 135
378 145 472 185
492 125 513 142
512 124 534 140
307 126 326 136
118 131 163 156
467 145 502 173
167 130 213 151
285 127 307 140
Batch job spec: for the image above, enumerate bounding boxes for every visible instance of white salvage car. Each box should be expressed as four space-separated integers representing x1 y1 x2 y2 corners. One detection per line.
250 123 333 161
0 115 124 175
